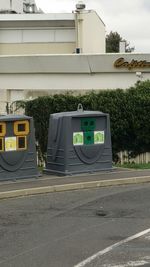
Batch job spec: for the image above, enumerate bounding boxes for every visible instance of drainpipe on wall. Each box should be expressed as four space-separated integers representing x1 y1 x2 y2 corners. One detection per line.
10 0 12 11
74 1 86 54
75 12 82 54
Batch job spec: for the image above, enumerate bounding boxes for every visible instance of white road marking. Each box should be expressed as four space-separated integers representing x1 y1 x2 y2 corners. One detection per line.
102 260 149 267
74 228 150 267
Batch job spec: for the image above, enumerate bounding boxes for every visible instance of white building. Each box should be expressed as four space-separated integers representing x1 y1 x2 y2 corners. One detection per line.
0 1 149 113
0 10 105 55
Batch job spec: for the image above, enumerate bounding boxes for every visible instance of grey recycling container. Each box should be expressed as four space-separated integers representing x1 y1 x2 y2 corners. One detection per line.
0 115 38 180
44 108 112 175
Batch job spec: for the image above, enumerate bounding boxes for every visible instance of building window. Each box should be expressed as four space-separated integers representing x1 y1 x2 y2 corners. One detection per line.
0 123 6 137
14 121 29 136
0 138 4 152
17 136 27 150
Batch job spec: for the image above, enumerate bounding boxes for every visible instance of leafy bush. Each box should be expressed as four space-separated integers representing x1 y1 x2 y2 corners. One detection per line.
24 80 150 162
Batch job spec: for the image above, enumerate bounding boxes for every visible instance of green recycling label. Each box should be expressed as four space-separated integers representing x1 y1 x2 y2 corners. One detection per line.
94 131 105 144
73 132 83 146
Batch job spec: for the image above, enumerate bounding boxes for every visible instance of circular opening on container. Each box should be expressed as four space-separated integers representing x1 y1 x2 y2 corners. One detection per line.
84 121 88 126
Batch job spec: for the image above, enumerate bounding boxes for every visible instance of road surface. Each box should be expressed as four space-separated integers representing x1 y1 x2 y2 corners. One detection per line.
0 183 150 266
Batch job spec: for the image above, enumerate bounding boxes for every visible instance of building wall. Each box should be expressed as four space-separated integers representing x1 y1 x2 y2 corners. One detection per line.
0 13 149 114
0 43 75 55
0 28 75 43
1 54 149 75
0 11 105 55
0 53 150 115
75 10 105 53
0 72 149 91
0 27 76 55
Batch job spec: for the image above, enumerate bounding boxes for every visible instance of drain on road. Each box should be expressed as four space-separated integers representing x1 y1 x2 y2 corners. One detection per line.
96 209 135 218
96 210 107 217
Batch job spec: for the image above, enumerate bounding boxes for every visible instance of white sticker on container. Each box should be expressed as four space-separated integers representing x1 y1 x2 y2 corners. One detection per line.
73 132 83 146
5 137 17 151
94 131 105 144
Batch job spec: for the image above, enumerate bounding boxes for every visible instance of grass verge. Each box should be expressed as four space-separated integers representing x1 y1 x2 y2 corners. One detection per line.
115 163 150 169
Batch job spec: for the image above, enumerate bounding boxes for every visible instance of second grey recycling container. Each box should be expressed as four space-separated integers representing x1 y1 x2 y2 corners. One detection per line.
44 109 112 175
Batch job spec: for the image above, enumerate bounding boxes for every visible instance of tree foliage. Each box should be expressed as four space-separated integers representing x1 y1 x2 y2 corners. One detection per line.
24 80 150 162
106 31 134 53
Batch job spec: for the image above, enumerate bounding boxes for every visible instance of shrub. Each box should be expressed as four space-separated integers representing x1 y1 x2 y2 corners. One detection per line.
24 80 150 161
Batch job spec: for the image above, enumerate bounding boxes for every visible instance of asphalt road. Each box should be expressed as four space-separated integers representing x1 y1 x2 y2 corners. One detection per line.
0 183 150 267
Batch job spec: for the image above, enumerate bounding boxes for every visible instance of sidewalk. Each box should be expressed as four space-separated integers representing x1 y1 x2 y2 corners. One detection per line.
0 168 150 199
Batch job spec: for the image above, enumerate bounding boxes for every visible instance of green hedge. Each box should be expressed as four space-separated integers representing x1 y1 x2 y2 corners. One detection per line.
24 80 150 162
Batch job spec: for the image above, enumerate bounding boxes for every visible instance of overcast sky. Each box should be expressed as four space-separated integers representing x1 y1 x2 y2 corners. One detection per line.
35 0 150 53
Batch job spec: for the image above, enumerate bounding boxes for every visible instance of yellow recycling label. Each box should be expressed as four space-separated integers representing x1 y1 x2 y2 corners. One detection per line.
5 137 17 151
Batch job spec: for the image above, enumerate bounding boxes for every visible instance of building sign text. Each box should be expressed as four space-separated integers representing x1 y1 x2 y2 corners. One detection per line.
114 57 150 70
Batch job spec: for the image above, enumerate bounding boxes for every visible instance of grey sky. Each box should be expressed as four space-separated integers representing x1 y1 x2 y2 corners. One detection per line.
35 0 150 53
